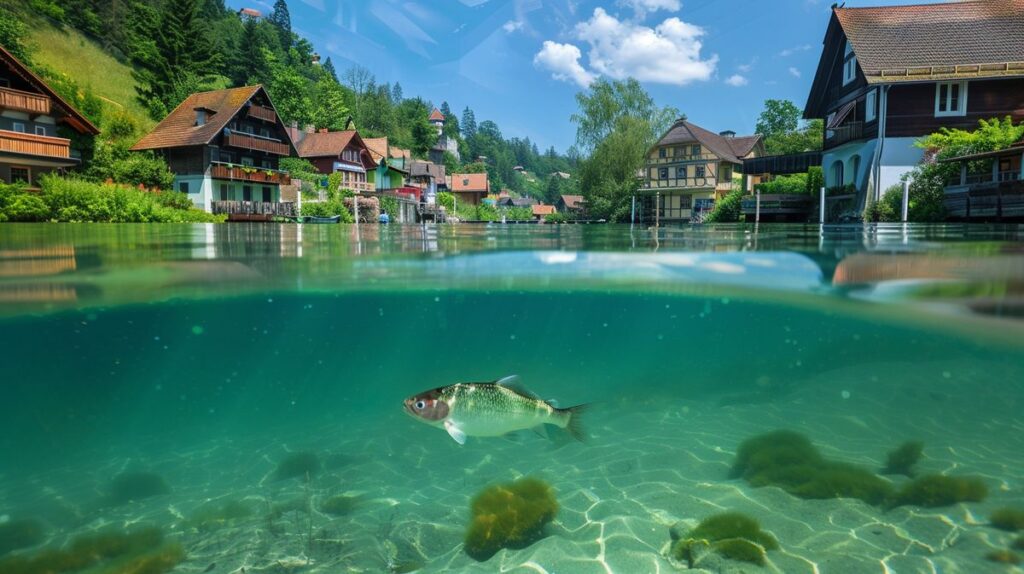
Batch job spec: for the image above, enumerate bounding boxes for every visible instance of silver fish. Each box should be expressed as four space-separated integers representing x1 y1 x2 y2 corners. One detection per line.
403 376 587 445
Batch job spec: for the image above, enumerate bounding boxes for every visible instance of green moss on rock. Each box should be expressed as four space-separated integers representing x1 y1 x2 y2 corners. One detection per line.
463 477 558 561
889 474 987 508
671 512 778 567
991 508 1024 532
882 441 924 477
986 549 1021 565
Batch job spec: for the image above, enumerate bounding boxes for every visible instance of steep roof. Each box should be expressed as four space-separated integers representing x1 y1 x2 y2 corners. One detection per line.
836 0 1024 84
532 204 556 216
0 45 99 136
451 173 489 192
560 195 584 209
132 85 292 151
653 120 761 164
297 130 356 158
410 161 445 180
429 108 445 122
390 147 411 159
363 137 389 162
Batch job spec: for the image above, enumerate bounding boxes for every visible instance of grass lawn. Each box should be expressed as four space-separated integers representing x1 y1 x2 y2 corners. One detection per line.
25 19 155 131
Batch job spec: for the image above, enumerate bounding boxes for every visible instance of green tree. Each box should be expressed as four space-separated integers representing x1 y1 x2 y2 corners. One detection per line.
570 78 678 153
461 106 477 139
230 17 277 86
263 49 312 126
134 0 218 119
755 99 823 155
311 76 350 131
391 82 403 103
322 56 338 82
755 99 801 138
268 0 292 50
544 174 562 205
0 10 33 63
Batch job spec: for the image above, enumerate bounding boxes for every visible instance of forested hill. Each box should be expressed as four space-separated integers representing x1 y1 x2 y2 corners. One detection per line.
0 0 576 198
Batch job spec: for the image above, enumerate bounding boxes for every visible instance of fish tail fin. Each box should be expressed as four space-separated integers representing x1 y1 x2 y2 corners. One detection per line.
562 404 590 442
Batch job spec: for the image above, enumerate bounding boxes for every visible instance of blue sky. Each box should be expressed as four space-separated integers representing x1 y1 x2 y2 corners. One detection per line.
225 0 947 153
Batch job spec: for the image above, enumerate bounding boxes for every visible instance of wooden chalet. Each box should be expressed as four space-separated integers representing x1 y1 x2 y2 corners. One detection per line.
450 172 490 206
131 85 297 219
290 128 376 193
0 45 99 187
639 120 762 223
804 0 1024 218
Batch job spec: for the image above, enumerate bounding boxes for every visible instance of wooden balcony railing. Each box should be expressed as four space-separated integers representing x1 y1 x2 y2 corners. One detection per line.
247 104 278 122
224 132 290 155
0 86 50 115
826 121 864 147
0 130 71 158
211 201 297 217
342 181 375 193
641 177 716 191
210 162 291 185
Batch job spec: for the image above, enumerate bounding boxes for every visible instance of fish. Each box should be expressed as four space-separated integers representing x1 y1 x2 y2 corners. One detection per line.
403 376 588 445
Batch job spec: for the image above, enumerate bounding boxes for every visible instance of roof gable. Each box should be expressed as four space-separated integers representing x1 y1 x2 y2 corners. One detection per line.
451 173 489 192
131 85 296 152
652 120 760 163
0 45 99 135
429 108 445 122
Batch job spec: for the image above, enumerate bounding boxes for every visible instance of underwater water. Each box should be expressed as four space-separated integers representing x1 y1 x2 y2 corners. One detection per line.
1 222 1023 574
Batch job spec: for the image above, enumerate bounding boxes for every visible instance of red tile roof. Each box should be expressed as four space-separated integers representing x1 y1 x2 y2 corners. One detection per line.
451 173 489 193
297 130 356 158
560 194 584 209
363 137 388 162
132 86 287 151
0 45 99 136
654 120 761 163
429 108 445 122
532 204 556 216
836 0 1024 83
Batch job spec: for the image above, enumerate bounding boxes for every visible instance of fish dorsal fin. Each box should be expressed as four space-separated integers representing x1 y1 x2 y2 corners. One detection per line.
495 375 540 400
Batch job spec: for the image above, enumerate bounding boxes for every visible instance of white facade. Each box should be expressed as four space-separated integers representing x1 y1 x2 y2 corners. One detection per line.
174 175 282 212
823 136 924 209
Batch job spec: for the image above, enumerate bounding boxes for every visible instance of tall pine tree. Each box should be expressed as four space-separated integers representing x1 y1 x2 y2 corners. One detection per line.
461 106 477 139
391 82 403 103
269 0 292 51
134 0 217 119
322 57 338 82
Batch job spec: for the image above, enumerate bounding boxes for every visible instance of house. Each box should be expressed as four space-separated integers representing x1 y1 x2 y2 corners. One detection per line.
941 137 1024 220
0 45 99 187
427 108 460 164
450 172 490 206
553 171 571 180
532 204 556 220
804 0 1024 216
408 161 446 203
640 119 762 222
289 127 377 192
363 137 408 191
131 85 297 218
497 196 536 208
389 146 412 171
557 194 585 215
238 8 262 18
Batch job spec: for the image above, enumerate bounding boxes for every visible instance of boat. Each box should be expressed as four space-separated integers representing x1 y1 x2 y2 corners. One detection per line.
300 215 342 224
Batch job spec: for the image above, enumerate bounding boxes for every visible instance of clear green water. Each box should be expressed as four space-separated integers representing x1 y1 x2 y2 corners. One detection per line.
1 222 1023 573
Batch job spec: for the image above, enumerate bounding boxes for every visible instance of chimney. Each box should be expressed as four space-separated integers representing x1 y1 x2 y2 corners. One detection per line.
720 130 736 138
286 121 302 145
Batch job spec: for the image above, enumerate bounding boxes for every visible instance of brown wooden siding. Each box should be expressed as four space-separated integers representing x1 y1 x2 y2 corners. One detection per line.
223 132 290 155
0 130 70 157
162 147 206 175
0 86 50 115
886 78 1024 138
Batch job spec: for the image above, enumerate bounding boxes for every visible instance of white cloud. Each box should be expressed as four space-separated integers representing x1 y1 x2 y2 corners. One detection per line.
737 63 753 73
502 20 524 33
534 41 597 87
779 44 812 57
724 74 748 86
788 66 801 78
620 0 681 14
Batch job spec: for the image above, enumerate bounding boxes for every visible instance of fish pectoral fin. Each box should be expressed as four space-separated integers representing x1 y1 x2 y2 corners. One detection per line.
495 375 541 400
444 420 467 445
531 424 553 440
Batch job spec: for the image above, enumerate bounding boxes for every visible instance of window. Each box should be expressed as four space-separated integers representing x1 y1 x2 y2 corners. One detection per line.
0 77 9 87
219 184 229 201
34 125 47 136
691 145 701 157
195 110 206 126
695 165 706 179
243 185 253 201
262 186 272 202
865 89 877 122
844 40 853 57
179 182 189 194
721 164 732 181
12 122 25 133
10 166 30 185
843 56 857 85
831 160 844 187
260 128 269 138
849 155 861 187
676 167 686 179
935 81 968 117
658 148 666 158
658 167 668 179
241 157 254 167
219 151 232 163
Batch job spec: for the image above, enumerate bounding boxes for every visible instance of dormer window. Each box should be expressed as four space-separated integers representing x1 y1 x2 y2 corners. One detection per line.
195 109 207 126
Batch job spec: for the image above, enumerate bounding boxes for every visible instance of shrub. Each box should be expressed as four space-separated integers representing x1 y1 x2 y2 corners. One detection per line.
755 173 808 196
31 174 222 223
379 194 399 218
704 188 744 223
545 212 568 223
506 206 533 221
5 193 50 222
436 191 454 211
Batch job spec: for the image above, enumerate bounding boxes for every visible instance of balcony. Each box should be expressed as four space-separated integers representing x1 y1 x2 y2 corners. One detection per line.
742 151 823 176
642 177 716 191
0 86 50 115
343 181 375 193
0 130 71 158
826 121 864 147
247 104 278 122
210 162 291 185
224 132 290 155
211 200 297 219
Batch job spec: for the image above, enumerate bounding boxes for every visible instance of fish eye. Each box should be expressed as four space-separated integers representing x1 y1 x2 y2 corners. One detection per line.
415 400 426 410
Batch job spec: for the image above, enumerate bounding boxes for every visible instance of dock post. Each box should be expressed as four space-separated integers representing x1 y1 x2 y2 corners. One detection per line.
630 195 636 230
819 186 826 223
901 180 910 222
755 188 761 224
